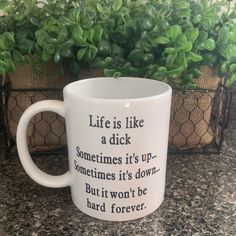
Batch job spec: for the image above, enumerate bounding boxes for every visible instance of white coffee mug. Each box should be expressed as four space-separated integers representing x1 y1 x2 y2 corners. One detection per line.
17 77 172 221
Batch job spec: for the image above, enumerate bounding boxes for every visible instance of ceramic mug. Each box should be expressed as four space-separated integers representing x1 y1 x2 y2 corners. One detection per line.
17 77 172 221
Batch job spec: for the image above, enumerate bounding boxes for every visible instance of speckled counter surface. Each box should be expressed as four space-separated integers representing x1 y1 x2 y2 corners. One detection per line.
0 88 235 236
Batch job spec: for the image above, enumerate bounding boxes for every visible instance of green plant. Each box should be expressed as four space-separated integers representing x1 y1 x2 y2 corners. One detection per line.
0 0 41 73
99 0 236 89
0 0 105 76
0 0 77 75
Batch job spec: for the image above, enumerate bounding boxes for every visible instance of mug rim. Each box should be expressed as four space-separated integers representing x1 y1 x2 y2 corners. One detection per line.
63 77 172 102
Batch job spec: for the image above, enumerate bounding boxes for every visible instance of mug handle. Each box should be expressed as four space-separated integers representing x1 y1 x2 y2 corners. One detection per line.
16 100 71 188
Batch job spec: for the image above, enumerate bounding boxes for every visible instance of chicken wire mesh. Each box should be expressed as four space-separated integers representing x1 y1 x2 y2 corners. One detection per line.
0 84 232 157
169 88 231 153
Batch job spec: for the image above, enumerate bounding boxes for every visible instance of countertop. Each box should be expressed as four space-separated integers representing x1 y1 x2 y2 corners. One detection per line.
0 87 235 236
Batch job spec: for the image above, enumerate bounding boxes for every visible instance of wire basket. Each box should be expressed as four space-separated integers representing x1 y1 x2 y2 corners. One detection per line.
0 84 232 157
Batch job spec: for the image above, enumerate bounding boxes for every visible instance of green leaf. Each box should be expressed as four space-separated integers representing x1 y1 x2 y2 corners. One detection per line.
85 28 94 43
202 17 212 31
77 48 87 61
227 31 236 44
93 25 103 43
111 43 123 56
166 53 177 67
188 52 203 62
145 5 156 18
175 8 191 18
142 54 154 65
185 42 193 52
85 45 97 63
220 61 230 74
128 49 144 67
35 29 49 46
157 19 169 31
46 38 57 45
5 59 15 72
175 0 190 10
62 49 73 58
198 38 216 51
202 53 217 66
98 40 111 57
113 72 122 78
74 36 87 47
12 50 26 64
158 67 167 75
57 28 68 43
71 9 80 23
182 74 193 83
29 17 40 26
72 25 83 43
203 39 216 51
15 14 23 21
184 28 199 43
139 18 153 30
0 51 11 59
113 0 122 11
96 3 104 13
189 68 202 78
81 16 94 29
0 60 9 73
178 52 187 68
218 44 236 61
195 31 208 47
61 39 74 51
44 43 56 55
2 32 15 49
0 2 10 9
54 52 61 63
121 62 139 76
18 39 34 53
155 37 170 45
226 73 236 87
175 35 190 51
217 27 228 44
164 47 176 54
146 65 158 77
167 67 184 78
59 38 73 58
104 57 113 66
166 25 182 41
60 16 74 26
15 30 28 41
42 50 52 61
0 58 15 73
104 68 116 77
151 67 167 80
193 15 202 24
229 64 236 73
62 39 74 48
151 72 165 81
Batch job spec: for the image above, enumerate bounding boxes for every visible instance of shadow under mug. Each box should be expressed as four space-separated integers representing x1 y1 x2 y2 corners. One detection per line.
17 77 172 221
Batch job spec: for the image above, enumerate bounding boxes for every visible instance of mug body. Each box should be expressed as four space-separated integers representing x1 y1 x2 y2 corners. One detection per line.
63 77 172 221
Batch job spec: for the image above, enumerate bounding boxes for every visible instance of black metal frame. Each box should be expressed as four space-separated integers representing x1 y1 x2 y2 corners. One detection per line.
0 83 232 158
